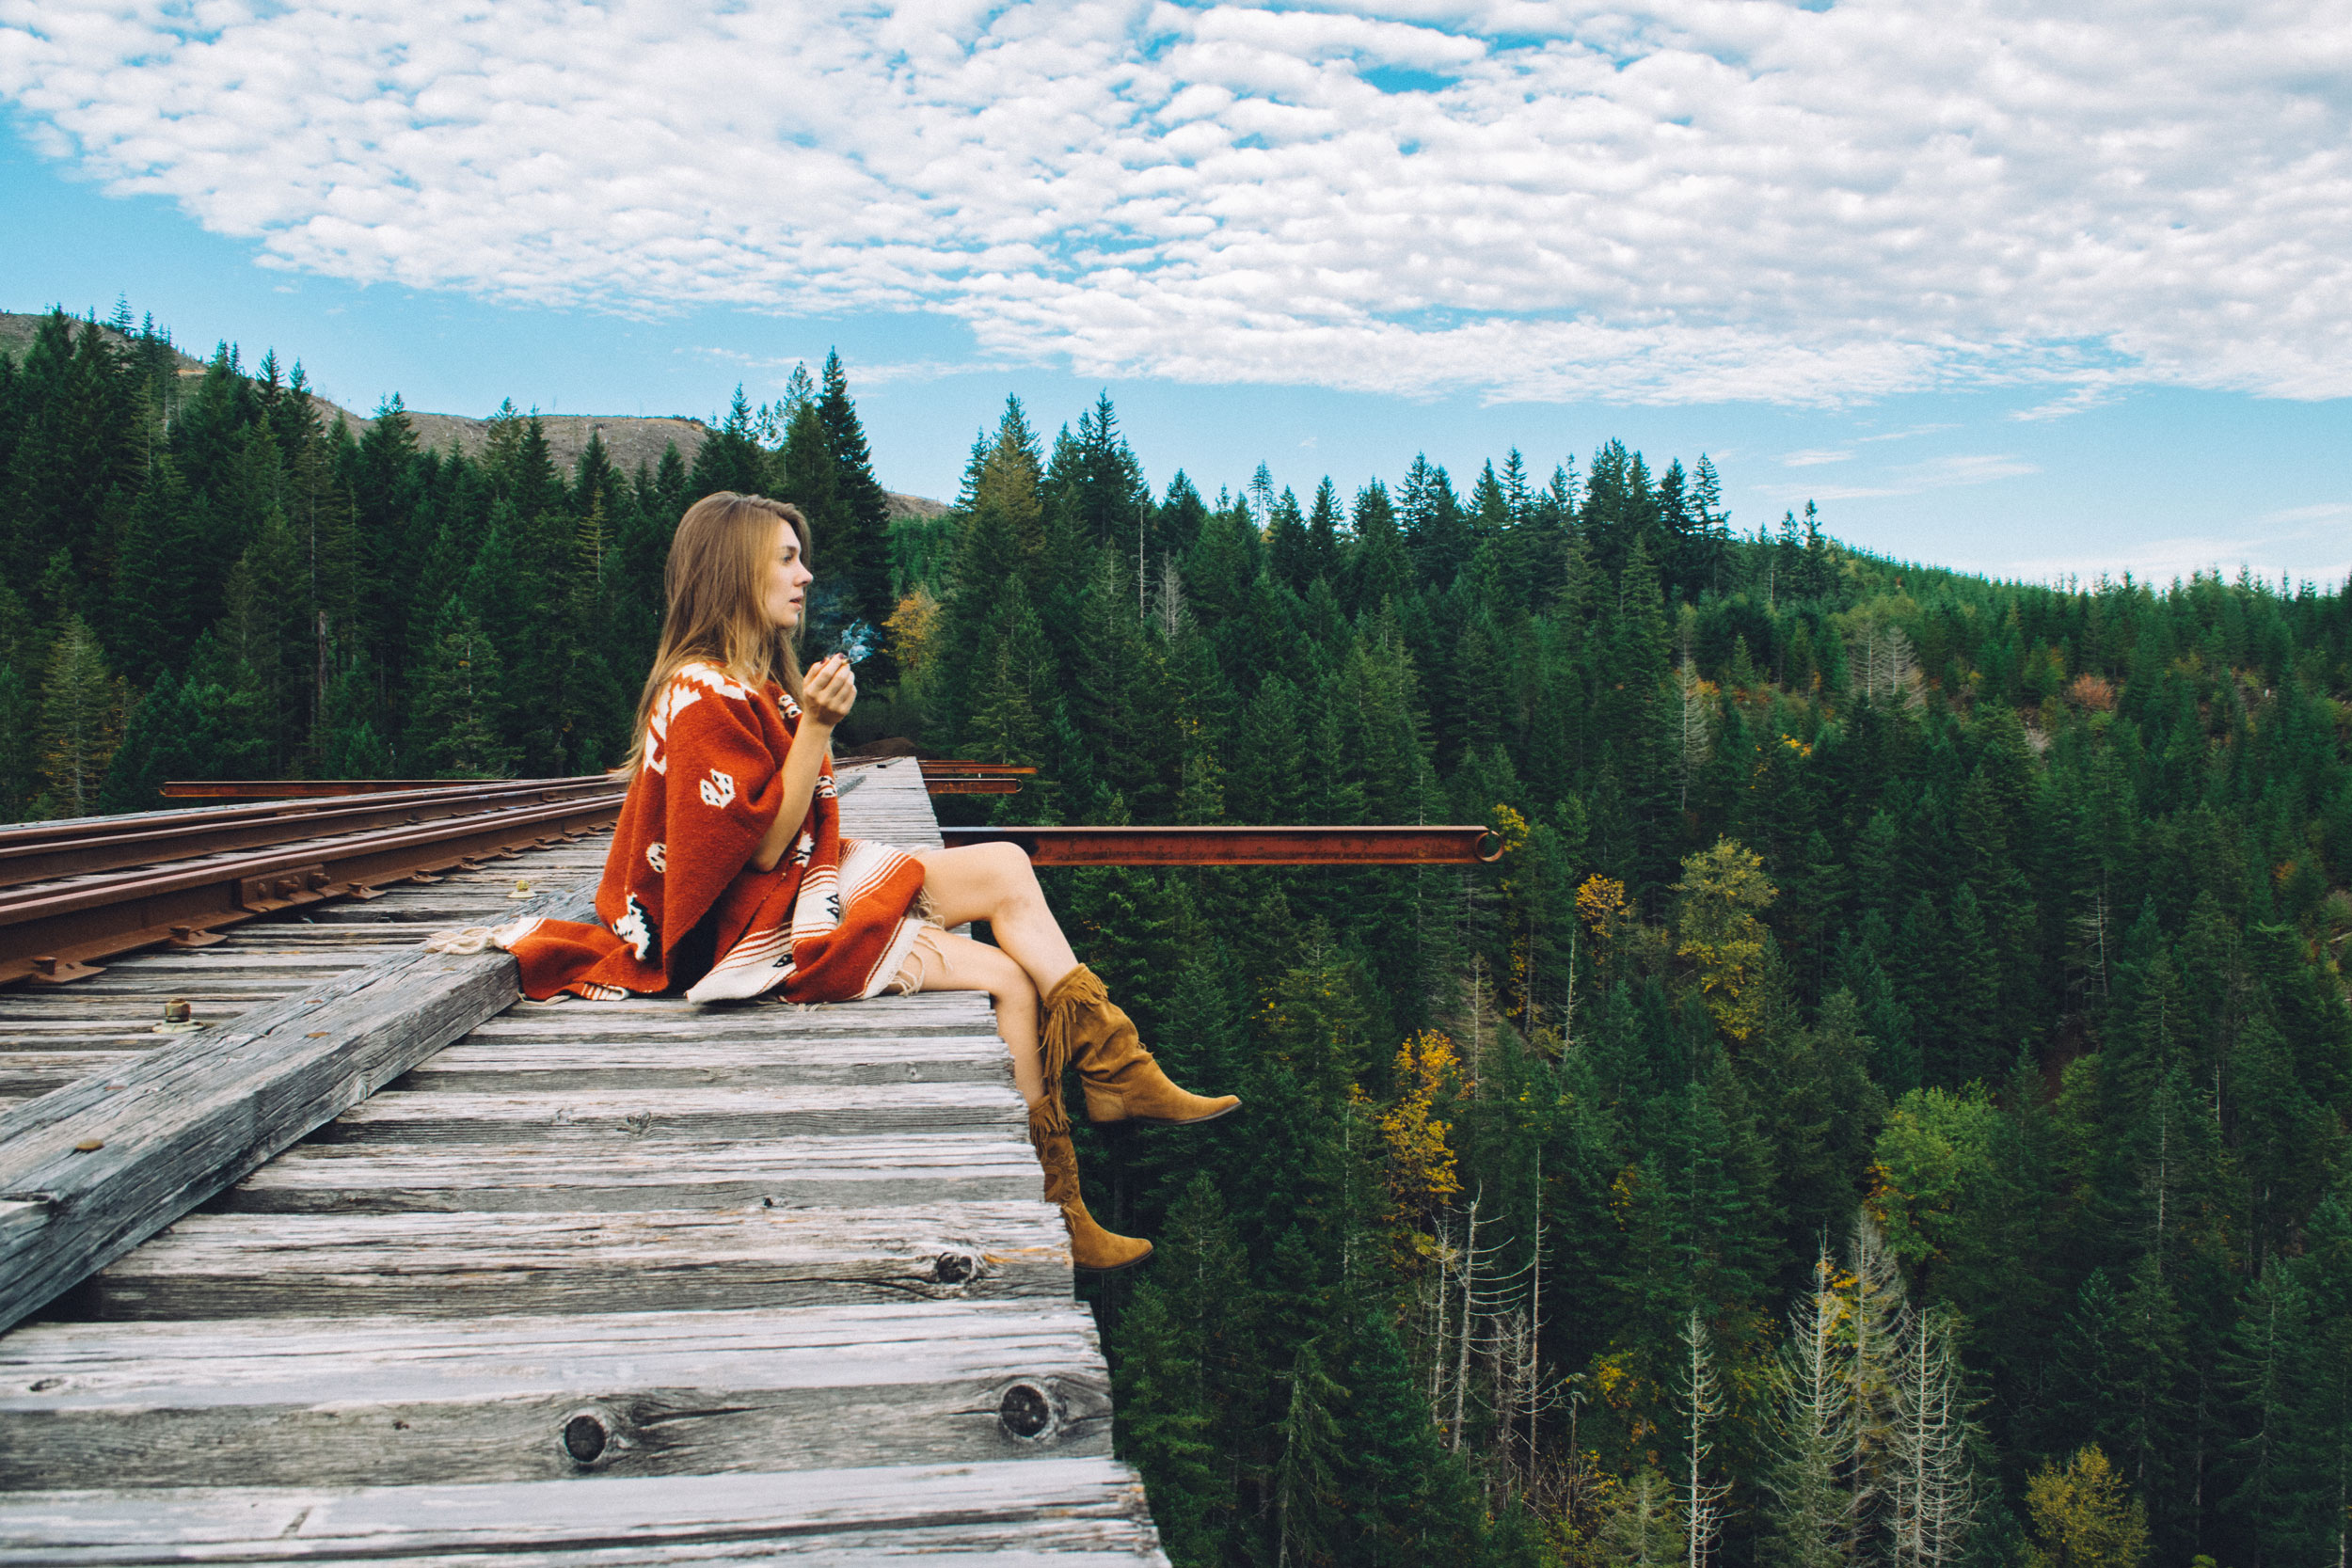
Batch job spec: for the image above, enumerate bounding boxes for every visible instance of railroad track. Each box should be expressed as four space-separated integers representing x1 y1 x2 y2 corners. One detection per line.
0 776 626 988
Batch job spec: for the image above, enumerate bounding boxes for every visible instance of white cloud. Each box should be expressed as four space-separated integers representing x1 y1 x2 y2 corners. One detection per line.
2264 502 2352 526
1781 449 1854 467
1774 451 2042 502
1852 424 1958 445
5 0 2349 403
1998 534 2352 589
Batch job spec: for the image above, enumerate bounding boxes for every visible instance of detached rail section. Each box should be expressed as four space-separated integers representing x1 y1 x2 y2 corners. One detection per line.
0 757 1167 1564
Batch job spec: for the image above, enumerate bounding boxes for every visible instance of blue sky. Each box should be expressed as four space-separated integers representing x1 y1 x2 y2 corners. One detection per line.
4 1 2347 587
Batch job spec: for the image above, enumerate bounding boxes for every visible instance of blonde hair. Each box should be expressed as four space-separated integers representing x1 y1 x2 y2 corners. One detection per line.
623 492 809 772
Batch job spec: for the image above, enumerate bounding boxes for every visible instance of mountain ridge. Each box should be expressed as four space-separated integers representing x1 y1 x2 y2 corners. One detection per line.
0 310 947 520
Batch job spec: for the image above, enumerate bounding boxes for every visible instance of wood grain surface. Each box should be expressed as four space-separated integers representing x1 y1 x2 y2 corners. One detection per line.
0 1455 1163 1562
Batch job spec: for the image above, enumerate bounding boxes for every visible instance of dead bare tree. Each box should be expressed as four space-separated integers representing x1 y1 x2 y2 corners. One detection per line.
1846 1214 1907 1554
1680 1307 1731 1568
1762 1242 1853 1568
1886 1307 1979 1568
1850 618 1918 706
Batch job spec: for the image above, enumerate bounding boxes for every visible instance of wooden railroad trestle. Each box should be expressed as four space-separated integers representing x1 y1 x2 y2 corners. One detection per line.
0 757 1168 1562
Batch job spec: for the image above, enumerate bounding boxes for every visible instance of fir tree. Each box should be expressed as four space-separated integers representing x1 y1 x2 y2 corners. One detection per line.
688 387 767 497
816 349 897 629
37 612 119 816
405 600 516 777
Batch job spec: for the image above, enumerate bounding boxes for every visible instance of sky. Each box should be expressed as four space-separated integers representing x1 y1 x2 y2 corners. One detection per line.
3 0 2347 587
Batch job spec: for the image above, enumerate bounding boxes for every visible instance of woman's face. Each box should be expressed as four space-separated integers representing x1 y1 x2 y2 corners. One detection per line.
757 519 813 631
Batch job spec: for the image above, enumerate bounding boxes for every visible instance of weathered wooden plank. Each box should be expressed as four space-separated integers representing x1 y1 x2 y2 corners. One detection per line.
217 1134 1043 1213
80 1199 1068 1317
0 888 594 1333
318 1082 1026 1145
398 1032 1009 1091
0 1056 144 1100
459 997 997 1041
0 1302 1113 1487
58 952 396 974
0 1456 1168 1563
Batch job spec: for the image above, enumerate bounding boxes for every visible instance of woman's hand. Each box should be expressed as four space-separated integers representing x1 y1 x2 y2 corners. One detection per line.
802 654 857 729
752 655 853 873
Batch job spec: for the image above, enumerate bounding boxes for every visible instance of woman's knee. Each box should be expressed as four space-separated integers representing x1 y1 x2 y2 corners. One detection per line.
976 841 1038 895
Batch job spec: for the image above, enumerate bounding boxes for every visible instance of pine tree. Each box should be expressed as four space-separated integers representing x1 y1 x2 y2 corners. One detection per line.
107 454 201 681
688 387 767 497
962 576 1056 768
1272 1337 1346 1568
816 349 897 630
1345 479 1413 615
1596 1467 1688 1567
1113 1281 1225 1563
317 658 394 777
778 399 842 612
1305 476 1342 585
405 599 516 777
37 613 119 816
1398 453 1468 588
1266 486 1312 595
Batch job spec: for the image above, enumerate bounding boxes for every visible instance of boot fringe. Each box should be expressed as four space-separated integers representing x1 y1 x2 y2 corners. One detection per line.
1037 963 1107 1132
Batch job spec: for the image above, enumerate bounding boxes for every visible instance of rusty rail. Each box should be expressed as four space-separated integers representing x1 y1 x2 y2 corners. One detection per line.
3 779 623 888
835 758 1035 797
920 761 1031 794
3 781 623 987
158 778 614 800
939 825 1503 866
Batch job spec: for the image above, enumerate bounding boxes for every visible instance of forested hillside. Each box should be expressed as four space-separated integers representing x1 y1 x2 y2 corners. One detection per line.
5 305 2350 1568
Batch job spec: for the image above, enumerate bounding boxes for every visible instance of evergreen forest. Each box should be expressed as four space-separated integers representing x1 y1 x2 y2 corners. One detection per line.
5 305 2351 1568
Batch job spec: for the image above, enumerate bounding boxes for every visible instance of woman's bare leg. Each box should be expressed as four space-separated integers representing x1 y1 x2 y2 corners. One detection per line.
904 842 1234 1131
907 925 1045 1102
911 844 1079 996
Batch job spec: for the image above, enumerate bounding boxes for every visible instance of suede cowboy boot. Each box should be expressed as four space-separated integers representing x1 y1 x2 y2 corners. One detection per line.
1026 1098 1152 1273
1042 964 1242 1128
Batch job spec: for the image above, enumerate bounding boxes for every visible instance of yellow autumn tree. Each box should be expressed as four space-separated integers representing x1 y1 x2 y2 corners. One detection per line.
1372 1031 1463 1261
884 588 944 720
2023 1447 2149 1568
1576 874 1629 949
1671 837 1777 1041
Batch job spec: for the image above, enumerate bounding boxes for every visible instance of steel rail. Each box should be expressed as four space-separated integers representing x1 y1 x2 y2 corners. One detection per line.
158 778 615 800
2 790 623 987
939 824 1504 866
0 777 616 847
833 757 1034 796
0 779 625 889
922 779 1025 795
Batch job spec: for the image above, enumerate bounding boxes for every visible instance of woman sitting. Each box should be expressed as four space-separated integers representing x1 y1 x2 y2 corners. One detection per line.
500 491 1237 1271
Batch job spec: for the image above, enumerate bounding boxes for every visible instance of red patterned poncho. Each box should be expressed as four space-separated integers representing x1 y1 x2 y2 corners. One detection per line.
500 661 928 1004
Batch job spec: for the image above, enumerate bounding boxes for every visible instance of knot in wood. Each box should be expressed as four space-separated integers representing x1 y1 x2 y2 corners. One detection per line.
932 1251 980 1285
561 1411 612 1465
997 1381 1057 1442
